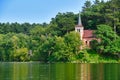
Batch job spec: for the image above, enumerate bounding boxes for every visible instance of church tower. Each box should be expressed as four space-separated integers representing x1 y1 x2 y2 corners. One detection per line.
75 12 84 40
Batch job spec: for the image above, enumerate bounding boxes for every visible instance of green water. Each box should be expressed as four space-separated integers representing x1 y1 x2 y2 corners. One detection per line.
0 62 120 80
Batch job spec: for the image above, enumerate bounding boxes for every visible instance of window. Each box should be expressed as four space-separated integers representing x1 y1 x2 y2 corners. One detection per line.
77 29 80 32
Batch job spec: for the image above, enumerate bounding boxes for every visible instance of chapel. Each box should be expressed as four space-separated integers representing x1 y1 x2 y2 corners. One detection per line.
75 12 96 48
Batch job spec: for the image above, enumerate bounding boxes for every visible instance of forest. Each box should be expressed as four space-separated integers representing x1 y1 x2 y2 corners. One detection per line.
0 0 120 62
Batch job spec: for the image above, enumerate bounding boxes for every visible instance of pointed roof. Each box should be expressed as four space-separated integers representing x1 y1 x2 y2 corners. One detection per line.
76 11 83 27
78 11 82 25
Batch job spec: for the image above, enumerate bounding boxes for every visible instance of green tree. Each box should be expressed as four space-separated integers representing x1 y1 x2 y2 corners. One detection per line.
64 31 82 61
30 26 46 37
94 0 100 5
13 48 29 61
49 36 68 62
0 33 14 61
94 24 120 55
50 12 77 36
38 36 55 62
82 0 92 12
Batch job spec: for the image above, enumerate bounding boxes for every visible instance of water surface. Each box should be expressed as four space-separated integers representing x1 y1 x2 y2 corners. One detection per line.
0 62 120 80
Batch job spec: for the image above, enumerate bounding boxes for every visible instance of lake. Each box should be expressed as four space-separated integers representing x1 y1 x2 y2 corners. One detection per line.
0 62 120 80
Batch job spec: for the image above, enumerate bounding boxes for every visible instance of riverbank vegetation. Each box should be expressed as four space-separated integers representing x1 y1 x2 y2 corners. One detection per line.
0 0 120 62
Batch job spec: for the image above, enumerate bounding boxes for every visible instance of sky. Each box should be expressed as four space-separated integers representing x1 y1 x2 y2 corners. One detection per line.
0 0 107 23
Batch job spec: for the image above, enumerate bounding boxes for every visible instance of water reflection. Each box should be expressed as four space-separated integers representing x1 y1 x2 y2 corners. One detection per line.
0 62 120 80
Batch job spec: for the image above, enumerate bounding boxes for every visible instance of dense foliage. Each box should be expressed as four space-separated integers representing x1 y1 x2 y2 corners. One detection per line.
0 0 120 62
91 25 120 55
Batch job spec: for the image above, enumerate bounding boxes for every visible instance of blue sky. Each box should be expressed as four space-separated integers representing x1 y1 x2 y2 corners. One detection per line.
0 0 106 23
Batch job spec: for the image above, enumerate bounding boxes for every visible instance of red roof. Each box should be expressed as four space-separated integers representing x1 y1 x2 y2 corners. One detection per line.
83 30 94 38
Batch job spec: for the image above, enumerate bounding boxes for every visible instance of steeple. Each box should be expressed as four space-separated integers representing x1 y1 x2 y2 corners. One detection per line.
75 11 84 40
78 11 82 26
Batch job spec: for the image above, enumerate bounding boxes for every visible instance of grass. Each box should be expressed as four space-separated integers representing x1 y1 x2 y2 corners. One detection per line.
78 49 118 63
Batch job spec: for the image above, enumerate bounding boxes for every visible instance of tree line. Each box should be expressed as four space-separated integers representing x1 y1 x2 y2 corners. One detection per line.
0 0 120 62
